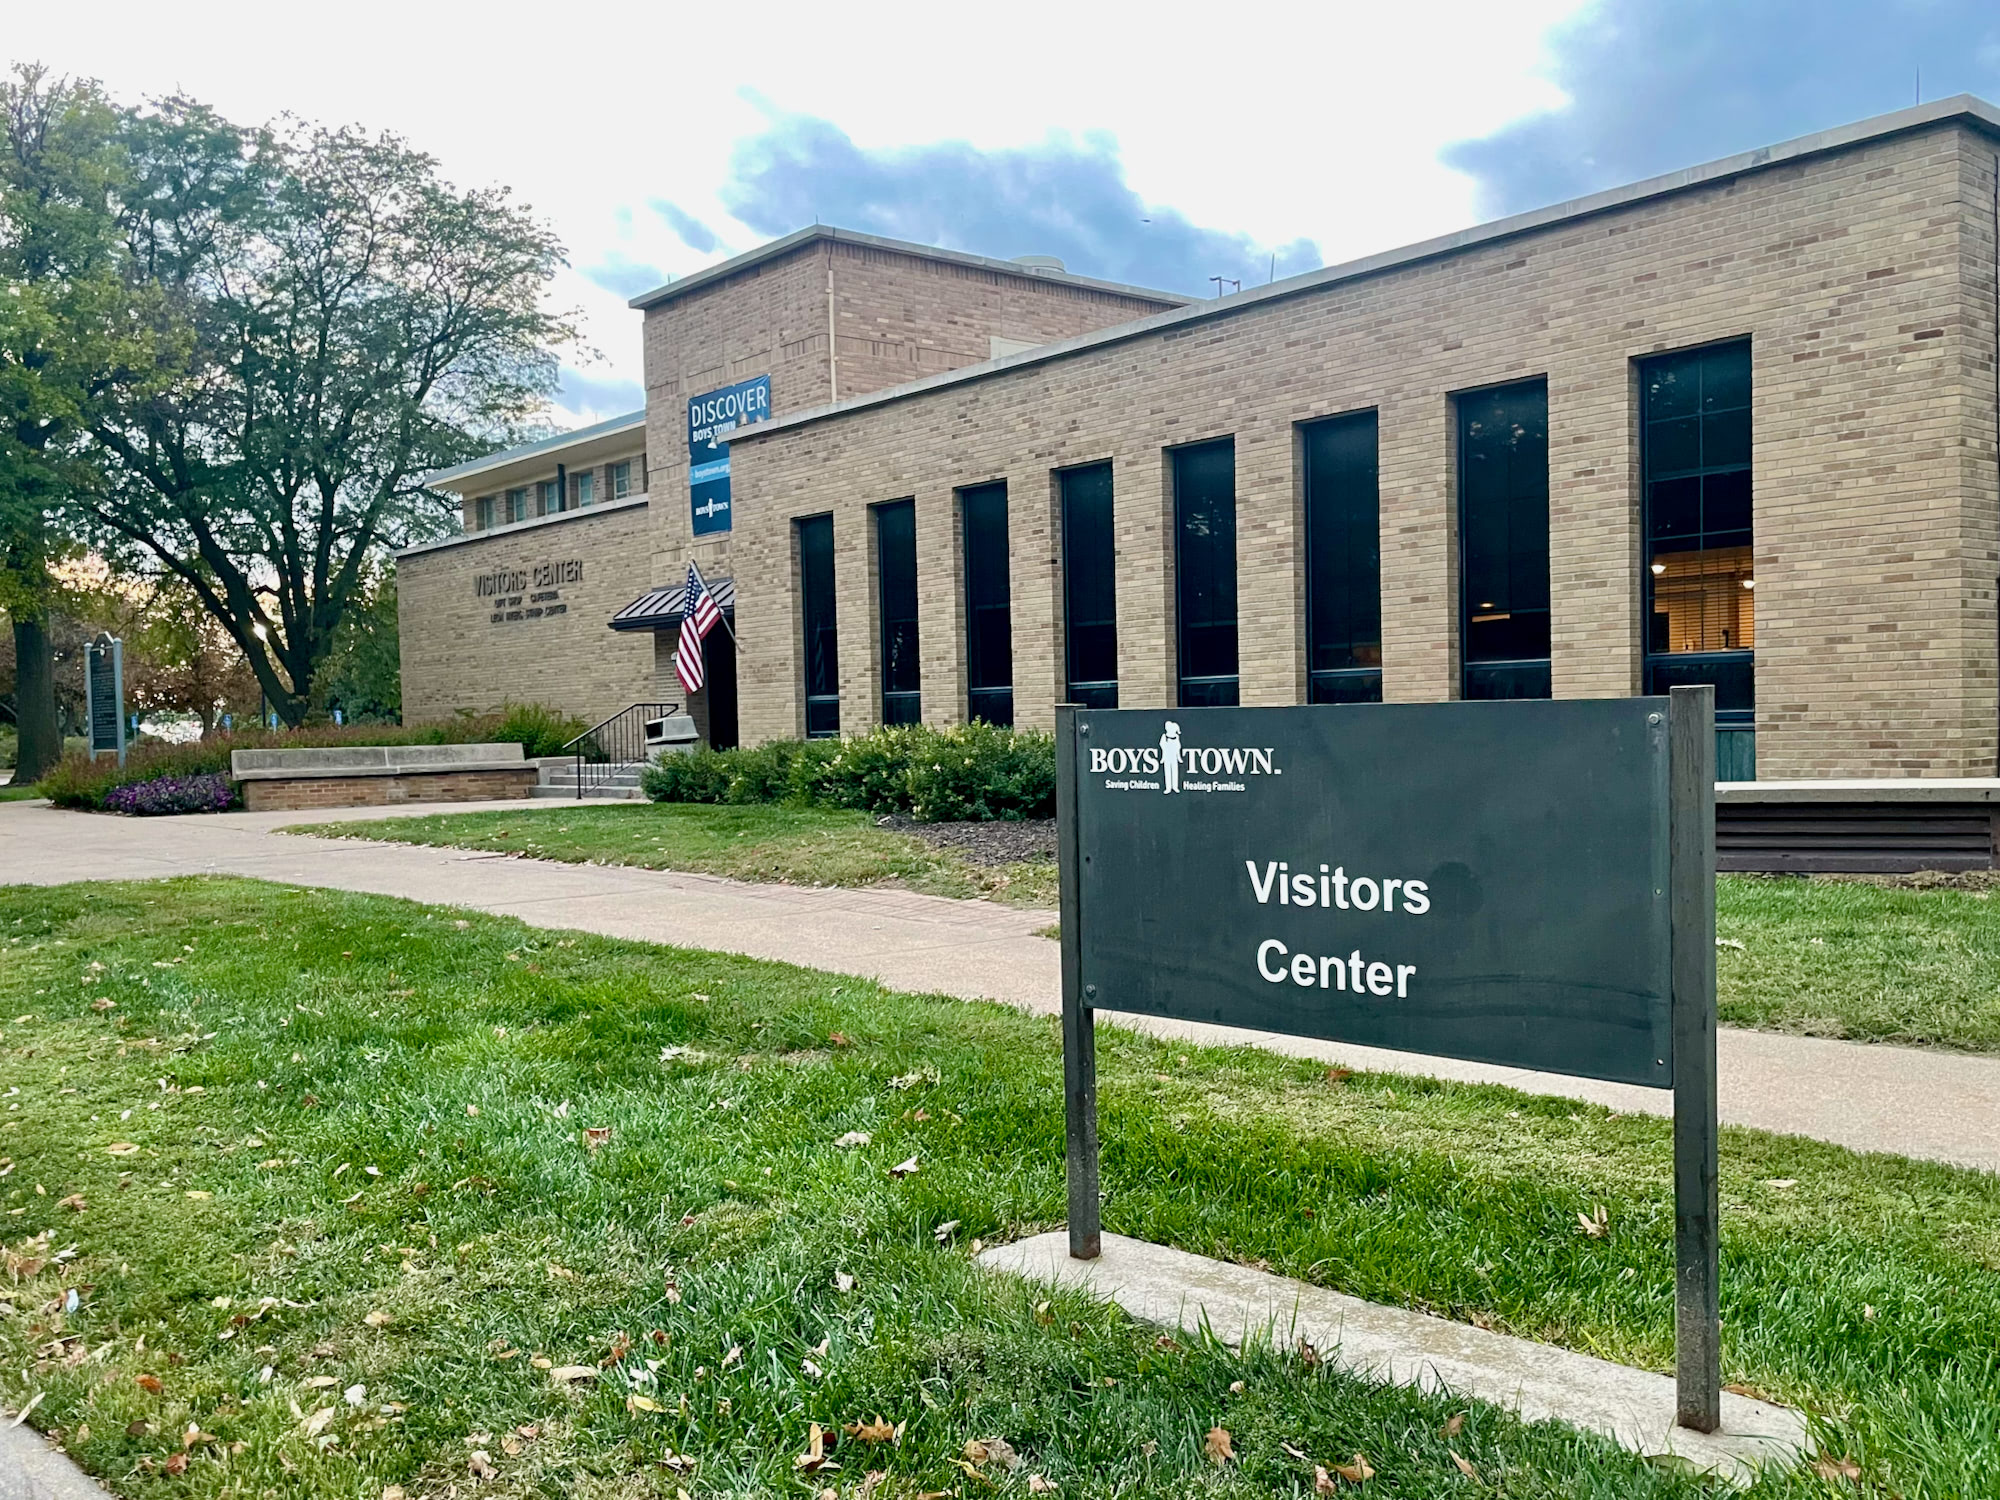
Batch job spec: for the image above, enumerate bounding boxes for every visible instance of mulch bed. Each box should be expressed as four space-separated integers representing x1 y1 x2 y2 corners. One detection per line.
879 814 1056 867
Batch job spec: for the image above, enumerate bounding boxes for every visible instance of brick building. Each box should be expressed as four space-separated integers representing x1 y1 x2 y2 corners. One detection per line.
403 97 2000 780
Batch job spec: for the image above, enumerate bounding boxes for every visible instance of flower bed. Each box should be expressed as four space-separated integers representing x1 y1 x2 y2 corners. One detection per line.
101 771 239 816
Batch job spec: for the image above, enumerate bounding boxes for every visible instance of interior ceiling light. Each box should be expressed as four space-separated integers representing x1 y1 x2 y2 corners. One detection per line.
1743 578 1755 590
1650 562 1666 575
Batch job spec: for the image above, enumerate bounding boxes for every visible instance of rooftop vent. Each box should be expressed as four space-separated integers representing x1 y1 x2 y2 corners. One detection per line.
1011 254 1066 273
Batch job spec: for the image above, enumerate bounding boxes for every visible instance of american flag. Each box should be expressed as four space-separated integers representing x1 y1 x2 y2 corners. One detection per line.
673 561 723 696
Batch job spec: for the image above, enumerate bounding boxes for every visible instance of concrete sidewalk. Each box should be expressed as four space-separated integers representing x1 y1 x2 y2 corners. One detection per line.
3 798 1998 1173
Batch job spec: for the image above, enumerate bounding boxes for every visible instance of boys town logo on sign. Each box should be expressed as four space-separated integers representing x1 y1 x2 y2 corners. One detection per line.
1087 720 1281 795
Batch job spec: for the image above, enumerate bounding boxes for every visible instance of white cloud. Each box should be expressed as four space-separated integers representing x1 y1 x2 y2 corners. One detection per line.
10 0 1589 426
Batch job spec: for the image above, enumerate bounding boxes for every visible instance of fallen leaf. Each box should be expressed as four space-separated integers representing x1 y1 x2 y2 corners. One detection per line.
1576 1204 1609 1239
979 1437 1020 1471
135 1374 163 1395
300 1407 335 1438
828 1032 852 1047
1450 1450 1481 1482
1324 1066 1353 1086
548 1365 597 1385
889 1155 920 1178
834 1131 872 1149
1315 1468 1339 1496
468 1448 497 1480
1333 1453 1375 1483
627 1394 663 1414
834 1271 856 1293
383 1488 406 1500
164 1452 188 1475
795 1421 831 1472
105 1143 139 1156
1761 1178 1799 1190
1811 1456 1863 1482
1441 1412 1465 1438
56 1194 85 1212
363 1310 392 1328
1034 1300 1054 1325
1228 1380 1245 1394
344 1384 367 1406
583 1127 612 1151
466 1104 479 1116
1205 1427 1234 1465
302 1376 338 1390
847 1415 898 1444
721 1344 743 1370
933 1219 961 1243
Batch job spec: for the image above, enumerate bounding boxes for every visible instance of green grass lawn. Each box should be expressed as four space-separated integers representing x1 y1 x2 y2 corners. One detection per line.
296 801 2000 1055
0 781 44 801
4 878 1999 1496
291 801 1060 907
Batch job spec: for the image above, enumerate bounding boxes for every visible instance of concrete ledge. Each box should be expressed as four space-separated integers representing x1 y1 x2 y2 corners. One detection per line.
1719 778 2000 804
231 743 525 780
239 765 537 812
980 1232 1806 1484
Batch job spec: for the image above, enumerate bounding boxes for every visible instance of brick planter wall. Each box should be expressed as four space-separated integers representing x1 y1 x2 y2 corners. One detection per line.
241 767 538 812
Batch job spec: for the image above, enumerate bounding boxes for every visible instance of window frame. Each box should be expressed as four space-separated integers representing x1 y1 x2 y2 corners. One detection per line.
1300 409 1384 705
873 498 921 726
505 488 528 525
1171 437 1240 708
474 495 495 531
796 514 840 738
1455 378 1552 701
1058 462 1119 708
574 469 598 508
1639 338 1754 728
960 481 1013 727
609 461 630 499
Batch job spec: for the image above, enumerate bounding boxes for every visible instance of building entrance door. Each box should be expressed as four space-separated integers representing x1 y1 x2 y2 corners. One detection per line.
702 627 739 750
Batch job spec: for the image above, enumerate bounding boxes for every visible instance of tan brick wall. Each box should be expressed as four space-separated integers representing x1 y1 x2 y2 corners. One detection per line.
241 768 537 811
398 500 661 727
728 123 2000 778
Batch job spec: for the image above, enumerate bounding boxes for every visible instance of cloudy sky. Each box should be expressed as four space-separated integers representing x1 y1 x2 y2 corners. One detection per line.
13 1 2000 426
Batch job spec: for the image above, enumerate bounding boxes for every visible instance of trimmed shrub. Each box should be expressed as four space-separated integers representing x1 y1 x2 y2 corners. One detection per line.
643 723 1055 822
40 703 589 812
102 772 239 816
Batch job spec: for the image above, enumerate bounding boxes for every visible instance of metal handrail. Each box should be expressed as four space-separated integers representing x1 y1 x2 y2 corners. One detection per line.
560 701 681 800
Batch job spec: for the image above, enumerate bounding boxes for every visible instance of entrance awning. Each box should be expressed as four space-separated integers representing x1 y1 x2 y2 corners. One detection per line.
608 576 735 632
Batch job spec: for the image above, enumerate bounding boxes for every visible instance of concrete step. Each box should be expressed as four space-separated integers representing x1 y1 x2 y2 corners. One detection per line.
530 783 647 801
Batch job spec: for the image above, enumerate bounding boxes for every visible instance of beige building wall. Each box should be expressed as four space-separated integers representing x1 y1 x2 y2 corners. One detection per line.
398 499 659 726
727 119 2000 778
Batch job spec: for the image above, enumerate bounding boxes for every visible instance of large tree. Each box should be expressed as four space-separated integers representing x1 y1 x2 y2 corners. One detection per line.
79 98 571 724
0 65 149 780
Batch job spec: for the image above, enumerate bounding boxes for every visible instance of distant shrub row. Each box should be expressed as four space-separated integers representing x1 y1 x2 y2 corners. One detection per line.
39 704 587 813
642 722 1055 822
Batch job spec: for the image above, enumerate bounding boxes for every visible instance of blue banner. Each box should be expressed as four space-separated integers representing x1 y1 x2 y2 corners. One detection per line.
687 374 770 536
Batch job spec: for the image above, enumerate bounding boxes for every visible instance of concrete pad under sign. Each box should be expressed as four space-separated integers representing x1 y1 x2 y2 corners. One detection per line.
979 1232 1806 1484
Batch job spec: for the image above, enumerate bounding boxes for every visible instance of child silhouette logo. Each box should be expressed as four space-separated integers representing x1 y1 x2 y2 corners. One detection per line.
1160 720 1182 793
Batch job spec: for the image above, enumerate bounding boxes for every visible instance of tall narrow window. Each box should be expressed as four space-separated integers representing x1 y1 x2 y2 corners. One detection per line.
474 495 495 531
1173 439 1238 707
1060 463 1118 708
537 479 562 516
1458 381 1550 700
961 482 1013 726
797 515 840 738
1302 411 1382 703
875 499 921 725
573 469 597 507
505 488 528 525
1642 341 1753 774
610 461 631 499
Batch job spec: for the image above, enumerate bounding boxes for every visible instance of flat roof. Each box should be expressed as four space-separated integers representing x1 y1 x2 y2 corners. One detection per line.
424 409 646 489
626 225 1195 313
732 94 2000 446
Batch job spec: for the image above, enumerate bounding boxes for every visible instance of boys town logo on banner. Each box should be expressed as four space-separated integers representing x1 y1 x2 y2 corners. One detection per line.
1086 720 1282 795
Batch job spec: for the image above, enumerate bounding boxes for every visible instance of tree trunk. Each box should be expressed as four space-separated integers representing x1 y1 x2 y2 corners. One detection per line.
12 612 60 784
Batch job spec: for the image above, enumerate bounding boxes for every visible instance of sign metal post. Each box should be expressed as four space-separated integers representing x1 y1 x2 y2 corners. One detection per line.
1669 684 1720 1431
1055 691 1722 1433
1056 705 1101 1259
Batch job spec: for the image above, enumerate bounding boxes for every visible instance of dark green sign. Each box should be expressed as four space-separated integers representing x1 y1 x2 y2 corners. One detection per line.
1071 699 1673 1088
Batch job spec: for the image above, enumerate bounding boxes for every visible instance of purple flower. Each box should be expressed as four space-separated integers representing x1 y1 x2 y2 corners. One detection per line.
102 771 239 816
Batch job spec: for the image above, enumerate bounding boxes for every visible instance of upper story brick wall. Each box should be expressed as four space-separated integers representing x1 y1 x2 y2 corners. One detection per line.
723 122 2000 779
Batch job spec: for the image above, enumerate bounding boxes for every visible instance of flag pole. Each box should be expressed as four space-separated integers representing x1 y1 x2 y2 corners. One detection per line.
688 558 738 647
